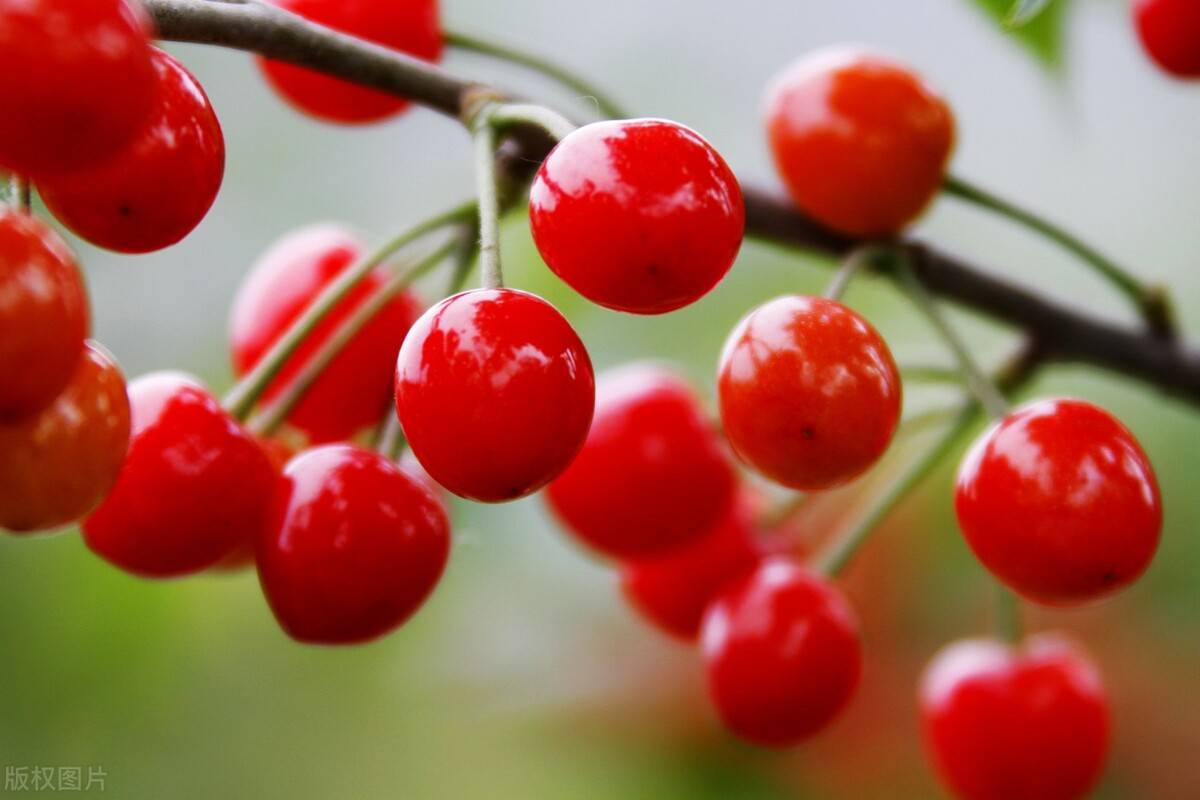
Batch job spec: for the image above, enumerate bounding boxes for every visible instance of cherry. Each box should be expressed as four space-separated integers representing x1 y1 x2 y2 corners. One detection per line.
37 48 225 254
955 398 1161 605
920 635 1109 800
230 224 423 443
764 48 955 236
717 295 901 491
701 558 862 746
1134 0 1200 78
212 436 296 572
257 0 442 124
0 342 129 533
0 0 155 176
257 444 450 644
0 209 88 419
83 372 276 578
620 499 765 640
547 363 736 558
395 288 594 503
529 118 745 314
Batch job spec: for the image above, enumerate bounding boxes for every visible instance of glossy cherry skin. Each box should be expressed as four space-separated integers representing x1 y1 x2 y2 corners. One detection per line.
764 48 955 236
212 436 296 572
0 342 129 533
529 118 745 314
1134 0 1200 77
82 372 276 578
701 558 862 746
547 363 736 558
620 499 765 641
395 288 594 503
230 224 423 443
920 636 1109 800
955 398 1161 605
0 210 88 419
718 295 901 491
38 48 224 254
0 0 155 176
257 0 442 124
257 444 450 644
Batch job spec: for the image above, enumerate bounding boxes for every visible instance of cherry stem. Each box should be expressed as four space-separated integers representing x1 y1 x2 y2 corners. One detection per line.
472 115 505 290
6 175 30 212
824 244 883 301
444 30 627 119
375 410 407 462
900 364 966 387
897 258 1011 420
222 201 476 419
245 235 463 437
994 583 1023 644
942 175 1175 338
816 403 981 576
487 102 579 142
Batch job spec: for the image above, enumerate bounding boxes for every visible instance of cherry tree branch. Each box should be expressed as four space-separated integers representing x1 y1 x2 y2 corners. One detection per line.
144 0 1200 407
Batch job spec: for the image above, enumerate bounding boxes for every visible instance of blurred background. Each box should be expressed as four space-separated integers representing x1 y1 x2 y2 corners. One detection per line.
2 0 1199 797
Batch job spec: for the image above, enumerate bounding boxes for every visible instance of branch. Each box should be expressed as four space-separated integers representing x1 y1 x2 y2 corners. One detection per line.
144 0 1200 407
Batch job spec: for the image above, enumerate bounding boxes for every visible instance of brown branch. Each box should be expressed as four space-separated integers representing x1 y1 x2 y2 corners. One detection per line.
144 0 1200 407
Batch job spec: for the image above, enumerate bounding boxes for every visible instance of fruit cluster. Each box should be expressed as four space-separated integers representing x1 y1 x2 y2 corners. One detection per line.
0 1 1179 798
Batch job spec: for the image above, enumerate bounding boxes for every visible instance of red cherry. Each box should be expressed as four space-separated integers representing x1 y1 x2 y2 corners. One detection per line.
0 209 88 418
230 224 422 443
1134 0 1200 77
0 342 129 533
257 444 450 644
701 558 862 746
920 635 1109 800
37 48 224 254
0 0 155 176
547 362 736 557
83 372 276 578
955 398 1161 605
395 288 594 503
620 499 765 640
529 118 745 314
764 48 955 236
257 0 442 123
212 436 296 572
717 295 901 490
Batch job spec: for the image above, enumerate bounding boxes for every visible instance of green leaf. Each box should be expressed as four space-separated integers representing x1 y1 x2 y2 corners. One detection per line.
968 0 1068 67
1006 0 1054 27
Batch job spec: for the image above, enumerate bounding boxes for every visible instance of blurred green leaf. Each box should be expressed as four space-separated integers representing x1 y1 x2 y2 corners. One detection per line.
969 0 1068 66
1005 0 1054 28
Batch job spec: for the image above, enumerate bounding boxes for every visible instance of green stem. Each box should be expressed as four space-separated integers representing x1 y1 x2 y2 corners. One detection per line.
824 245 881 301
817 404 981 575
994 583 1022 644
6 175 29 212
444 30 627 119
472 118 504 290
246 237 461 436
900 365 966 386
222 201 475 419
488 102 578 142
375 410 408 462
897 260 1010 420
942 175 1173 334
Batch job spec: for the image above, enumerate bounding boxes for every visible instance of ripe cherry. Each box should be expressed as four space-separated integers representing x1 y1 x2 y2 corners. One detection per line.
764 48 955 236
529 118 745 314
37 48 225 254
257 444 450 644
0 209 88 419
0 342 129 533
230 224 423 443
547 363 736 558
212 436 296 573
0 0 155 176
717 295 901 490
955 398 1161 605
701 558 862 746
257 0 442 124
620 499 765 640
83 372 276 578
1133 0 1200 78
920 635 1109 800
395 288 594 503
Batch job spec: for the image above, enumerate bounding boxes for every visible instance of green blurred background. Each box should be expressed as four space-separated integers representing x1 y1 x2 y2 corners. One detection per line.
3 0 1199 797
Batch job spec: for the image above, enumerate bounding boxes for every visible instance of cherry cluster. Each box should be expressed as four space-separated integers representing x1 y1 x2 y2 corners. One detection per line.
0 1 1181 798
